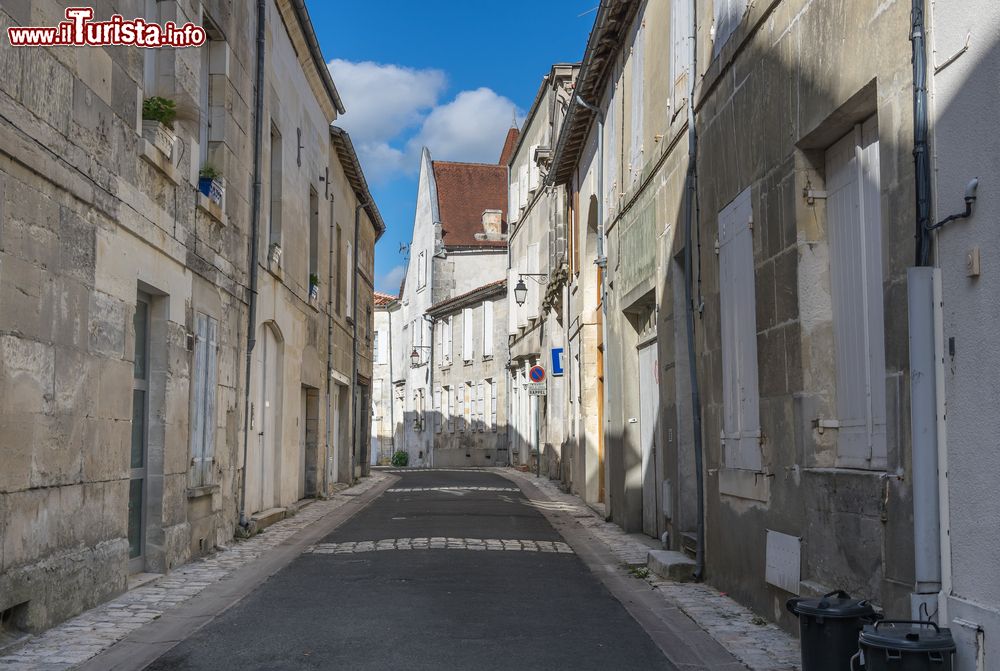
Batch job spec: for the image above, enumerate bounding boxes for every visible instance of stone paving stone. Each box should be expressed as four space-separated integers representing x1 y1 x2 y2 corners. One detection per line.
502 468 801 671
386 486 520 493
0 474 387 671
305 537 575 555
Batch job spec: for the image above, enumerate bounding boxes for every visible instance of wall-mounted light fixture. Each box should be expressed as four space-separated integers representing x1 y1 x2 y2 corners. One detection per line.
513 273 548 306
410 345 431 368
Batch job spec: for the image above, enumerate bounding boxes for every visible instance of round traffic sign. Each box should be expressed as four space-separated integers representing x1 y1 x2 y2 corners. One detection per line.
529 365 546 383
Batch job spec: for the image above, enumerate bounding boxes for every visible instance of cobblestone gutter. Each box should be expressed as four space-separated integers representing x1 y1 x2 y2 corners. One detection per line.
501 468 802 671
0 474 387 671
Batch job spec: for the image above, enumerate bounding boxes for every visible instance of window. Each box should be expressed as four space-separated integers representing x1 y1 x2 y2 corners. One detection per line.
197 19 223 170
269 125 283 249
446 386 455 432
713 0 749 58
373 331 380 364
529 145 540 193
519 164 529 210
476 382 486 431
142 0 160 95
483 301 494 358
629 21 645 189
826 117 887 469
308 187 319 290
671 0 692 109
417 251 427 290
443 317 453 364
718 187 761 471
189 313 218 487
464 382 473 431
346 241 353 318
509 176 520 224
462 307 474 362
334 224 342 313
490 379 498 432
458 385 466 432
434 387 442 433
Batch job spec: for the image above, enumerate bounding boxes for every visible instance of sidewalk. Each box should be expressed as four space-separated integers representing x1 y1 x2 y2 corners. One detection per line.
503 468 801 671
0 474 387 671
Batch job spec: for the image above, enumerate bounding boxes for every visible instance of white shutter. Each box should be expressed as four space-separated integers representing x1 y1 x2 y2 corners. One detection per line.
490 379 498 432
463 307 474 361
519 165 529 210
189 314 218 487
529 145 540 192
671 0 692 108
444 317 452 364
483 300 494 357
527 243 540 315
434 387 442 433
826 118 887 469
346 242 353 318
435 323 442 365
718 188 761 470
458 385 466 432
378 329 388 364
509 178 520 223
508 267 519 333
629 24 645 188
478 382 485 432
447 386 455 432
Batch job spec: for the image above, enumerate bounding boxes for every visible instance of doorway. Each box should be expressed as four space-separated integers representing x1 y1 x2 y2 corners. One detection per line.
129 293 151 573
300 386 319 499
252 323 283 513
638 340 659 538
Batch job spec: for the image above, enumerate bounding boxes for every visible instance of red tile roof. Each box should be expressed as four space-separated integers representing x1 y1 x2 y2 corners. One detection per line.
427 279 507 316
432 161 508 249
374 291 396 306
498 127 520 167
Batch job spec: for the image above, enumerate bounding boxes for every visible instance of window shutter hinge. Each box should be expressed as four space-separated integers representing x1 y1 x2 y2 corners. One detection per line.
714 236 720 255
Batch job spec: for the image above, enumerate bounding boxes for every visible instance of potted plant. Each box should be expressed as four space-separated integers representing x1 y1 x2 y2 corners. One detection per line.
268 241 282 270
308 273 320 302
141 96 177 157
198 165 224 205
391 450 409 468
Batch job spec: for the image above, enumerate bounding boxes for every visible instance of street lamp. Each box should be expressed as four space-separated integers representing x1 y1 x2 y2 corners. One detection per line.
410 345 431 368
513 273 548 307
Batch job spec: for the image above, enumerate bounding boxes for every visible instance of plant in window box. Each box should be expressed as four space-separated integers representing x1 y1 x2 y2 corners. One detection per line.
268 241 282 270
141 96 177 157
308 273 320 303
198 165 224 205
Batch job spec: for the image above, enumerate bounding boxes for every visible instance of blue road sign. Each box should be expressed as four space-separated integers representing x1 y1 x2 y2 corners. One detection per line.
551 348 564 376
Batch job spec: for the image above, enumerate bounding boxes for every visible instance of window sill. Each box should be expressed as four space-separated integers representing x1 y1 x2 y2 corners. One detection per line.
187 484 219 499
716 467 770 502
196 192 226 225
139 139 182 185
482 355 494 362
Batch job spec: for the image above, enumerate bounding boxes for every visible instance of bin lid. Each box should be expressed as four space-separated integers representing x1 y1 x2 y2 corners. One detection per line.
788 591 877 618
859 622 956 653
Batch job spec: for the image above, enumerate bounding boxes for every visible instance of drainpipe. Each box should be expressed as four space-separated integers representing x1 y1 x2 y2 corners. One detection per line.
907 0 944 621
424 314 436 467
324 195 335 495
238 0 266 529
387 304 395 464
350 201 366 480
574 94 610 505
682 0 706 583
912 0 933 267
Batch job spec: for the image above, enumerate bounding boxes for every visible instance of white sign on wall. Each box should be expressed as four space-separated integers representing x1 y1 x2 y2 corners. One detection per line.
765 529 801 595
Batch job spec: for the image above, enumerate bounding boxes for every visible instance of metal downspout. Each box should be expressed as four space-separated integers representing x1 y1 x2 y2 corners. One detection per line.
238 0 266 528
913 0 933 266
387 304 395 464
684 0 706 581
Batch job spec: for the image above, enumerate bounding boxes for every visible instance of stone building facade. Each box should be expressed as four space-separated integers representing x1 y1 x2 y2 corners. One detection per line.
521 0 961 643
390 136 512 467
426 281 508 467
0 0 380 637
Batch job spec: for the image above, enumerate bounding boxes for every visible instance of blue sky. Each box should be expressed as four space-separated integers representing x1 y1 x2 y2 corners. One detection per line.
307 1 596 294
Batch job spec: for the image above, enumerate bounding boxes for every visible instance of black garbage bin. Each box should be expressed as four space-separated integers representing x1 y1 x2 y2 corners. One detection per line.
856 620 955 671
787 590 880 671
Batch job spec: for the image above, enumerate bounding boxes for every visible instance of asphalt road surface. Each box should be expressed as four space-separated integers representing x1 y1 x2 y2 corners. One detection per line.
146 470 676 670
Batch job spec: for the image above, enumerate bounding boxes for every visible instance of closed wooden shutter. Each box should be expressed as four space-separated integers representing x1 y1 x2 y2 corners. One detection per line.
483 300 494 357
529 145 540 192
509 178 519 223
477 382 485 432
718 188 761 470
826 117 887 469
671 0 691 108
434 387 442 433
630 22 645 189
189 313 218 487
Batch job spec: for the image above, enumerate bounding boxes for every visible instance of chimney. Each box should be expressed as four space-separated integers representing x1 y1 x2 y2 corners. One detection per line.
481 209 503 237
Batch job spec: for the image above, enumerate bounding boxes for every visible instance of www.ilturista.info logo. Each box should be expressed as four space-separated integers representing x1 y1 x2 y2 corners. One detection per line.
6 7 206 48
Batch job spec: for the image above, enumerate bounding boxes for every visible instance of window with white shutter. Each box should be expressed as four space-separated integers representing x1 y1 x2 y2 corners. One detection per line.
189 313 218 488
434 387 442 433
826 117 887 469
671 0 692 111
458 385 466 432
447 385 455 432
519 164 529 210
529 145 540 193
373 330 380 365
718 188 761 471
483 300 494 358
462 307 474 362
443 316 452 364
346 242 353 318
417 251 427 289
629 22 645 189
465 382 473 431
509 178 520 224
477 382 485 432
490 379 498 432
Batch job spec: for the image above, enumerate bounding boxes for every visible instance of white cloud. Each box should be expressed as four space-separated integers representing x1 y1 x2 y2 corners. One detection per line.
329 60 522 182
329 59 446 145
408 88 521 165
377 264 406 293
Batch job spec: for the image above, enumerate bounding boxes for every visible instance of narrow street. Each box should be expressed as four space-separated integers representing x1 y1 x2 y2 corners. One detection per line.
144 470 676 670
